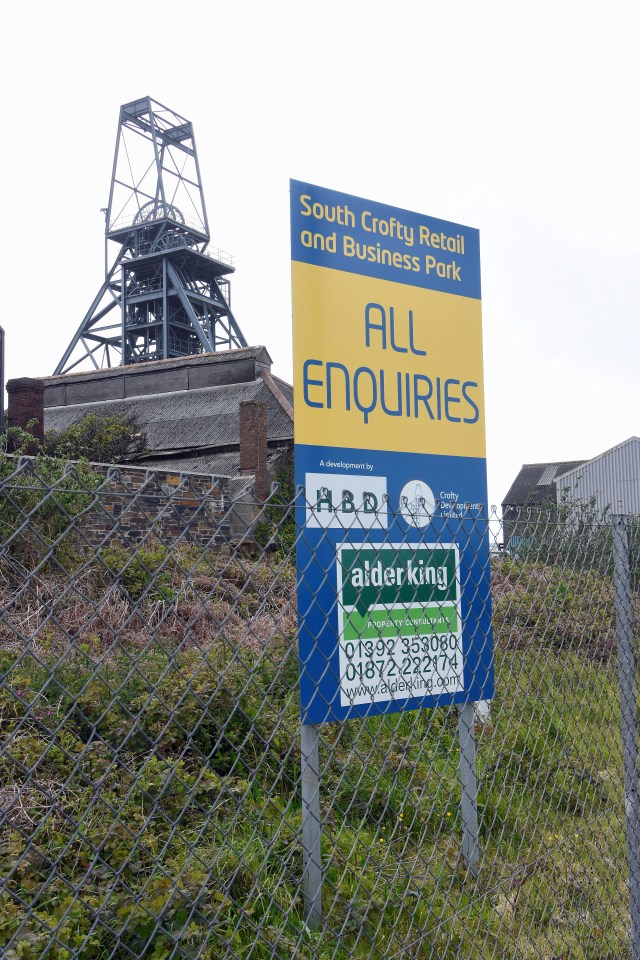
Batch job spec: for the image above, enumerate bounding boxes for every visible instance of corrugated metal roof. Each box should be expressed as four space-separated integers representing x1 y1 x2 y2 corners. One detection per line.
502 461 586 507
554 437 640 515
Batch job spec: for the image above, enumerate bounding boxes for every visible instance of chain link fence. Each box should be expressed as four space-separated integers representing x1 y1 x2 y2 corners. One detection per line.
1 457 639 959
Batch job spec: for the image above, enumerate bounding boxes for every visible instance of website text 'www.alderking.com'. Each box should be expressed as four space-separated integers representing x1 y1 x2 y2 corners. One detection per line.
340 634 464 704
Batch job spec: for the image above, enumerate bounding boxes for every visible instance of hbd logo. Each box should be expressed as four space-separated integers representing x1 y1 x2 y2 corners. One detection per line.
305 473 388 529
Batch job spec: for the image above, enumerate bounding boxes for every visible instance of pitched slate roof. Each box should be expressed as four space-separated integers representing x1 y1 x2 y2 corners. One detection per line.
43 346 294 479
45 379 293 453
502 461 586 508
270 375 293 408
129 450 287 483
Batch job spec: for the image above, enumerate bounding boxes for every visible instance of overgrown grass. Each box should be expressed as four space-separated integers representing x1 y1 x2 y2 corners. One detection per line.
0 547 634 958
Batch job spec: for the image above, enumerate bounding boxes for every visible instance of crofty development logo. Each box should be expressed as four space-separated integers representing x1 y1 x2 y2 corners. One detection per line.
305 473 388 529
398 479 436 529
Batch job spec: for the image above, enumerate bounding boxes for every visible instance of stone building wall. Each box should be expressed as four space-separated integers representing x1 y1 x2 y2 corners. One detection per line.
63 463 231 548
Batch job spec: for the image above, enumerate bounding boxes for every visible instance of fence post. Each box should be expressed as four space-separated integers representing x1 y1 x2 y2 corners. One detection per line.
300 722 322 928
458 701 480 875
613 516 640 960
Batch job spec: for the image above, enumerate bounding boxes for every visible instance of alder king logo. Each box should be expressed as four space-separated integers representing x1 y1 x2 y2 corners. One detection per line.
336 543 463 707
305 473 388 529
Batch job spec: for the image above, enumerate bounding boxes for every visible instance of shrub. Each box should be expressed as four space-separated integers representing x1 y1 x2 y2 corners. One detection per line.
43 412 146 462
0 455 102 565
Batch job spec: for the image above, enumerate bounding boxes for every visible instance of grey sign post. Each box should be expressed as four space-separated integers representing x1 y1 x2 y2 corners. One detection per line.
301 709 481 927
458 702 480 875
300 722 322 929
613 516 640 960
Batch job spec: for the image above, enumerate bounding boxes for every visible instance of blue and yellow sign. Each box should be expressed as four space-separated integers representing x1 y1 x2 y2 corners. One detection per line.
291 180 493 724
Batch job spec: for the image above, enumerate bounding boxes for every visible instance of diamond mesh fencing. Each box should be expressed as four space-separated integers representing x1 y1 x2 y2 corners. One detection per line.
1 457 639 959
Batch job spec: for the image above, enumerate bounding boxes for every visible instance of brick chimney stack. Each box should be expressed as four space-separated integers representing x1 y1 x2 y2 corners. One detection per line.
239 400 269 501
6 377 45 452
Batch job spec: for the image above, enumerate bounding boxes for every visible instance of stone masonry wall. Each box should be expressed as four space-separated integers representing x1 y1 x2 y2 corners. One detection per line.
70 463 231 548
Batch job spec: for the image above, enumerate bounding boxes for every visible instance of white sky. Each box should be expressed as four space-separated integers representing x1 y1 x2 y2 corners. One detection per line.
2 0 638 512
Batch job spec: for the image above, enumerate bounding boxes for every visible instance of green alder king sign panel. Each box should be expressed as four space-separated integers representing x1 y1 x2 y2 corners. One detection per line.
337 543 462 707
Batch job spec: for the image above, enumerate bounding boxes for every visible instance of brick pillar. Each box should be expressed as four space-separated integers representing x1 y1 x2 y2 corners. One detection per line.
6 377 45 452
239 400 269 501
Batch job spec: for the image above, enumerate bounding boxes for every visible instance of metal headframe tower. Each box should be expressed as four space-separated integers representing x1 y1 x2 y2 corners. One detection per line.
55 97 247 374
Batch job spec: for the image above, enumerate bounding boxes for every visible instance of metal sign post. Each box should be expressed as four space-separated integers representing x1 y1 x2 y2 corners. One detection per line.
613 516 640 959
300 723 323 928
458 702 480 875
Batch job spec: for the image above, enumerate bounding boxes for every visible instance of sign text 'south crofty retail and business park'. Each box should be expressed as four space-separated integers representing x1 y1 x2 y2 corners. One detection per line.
291 180 494 724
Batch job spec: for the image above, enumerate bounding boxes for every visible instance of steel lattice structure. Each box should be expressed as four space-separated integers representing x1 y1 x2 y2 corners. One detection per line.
55 97 247 374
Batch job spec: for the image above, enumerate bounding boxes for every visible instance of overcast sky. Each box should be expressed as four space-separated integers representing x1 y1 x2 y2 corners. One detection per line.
2 0 637 511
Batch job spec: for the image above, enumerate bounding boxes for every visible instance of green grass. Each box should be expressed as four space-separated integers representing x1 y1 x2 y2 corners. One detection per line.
0 550 634 958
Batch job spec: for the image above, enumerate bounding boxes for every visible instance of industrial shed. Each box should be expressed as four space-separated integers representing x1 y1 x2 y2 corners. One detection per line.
501 459 586 546
502 437 640 551
554 436 640 516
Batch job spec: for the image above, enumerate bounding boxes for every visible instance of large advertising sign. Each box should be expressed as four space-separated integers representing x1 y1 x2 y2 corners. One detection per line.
291 180 493 724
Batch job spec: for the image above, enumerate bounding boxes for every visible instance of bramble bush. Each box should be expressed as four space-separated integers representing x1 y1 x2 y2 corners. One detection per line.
0 457 102 568
0 439 636 957
0 539 628 958
42 411 146 463
0 412 147 567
